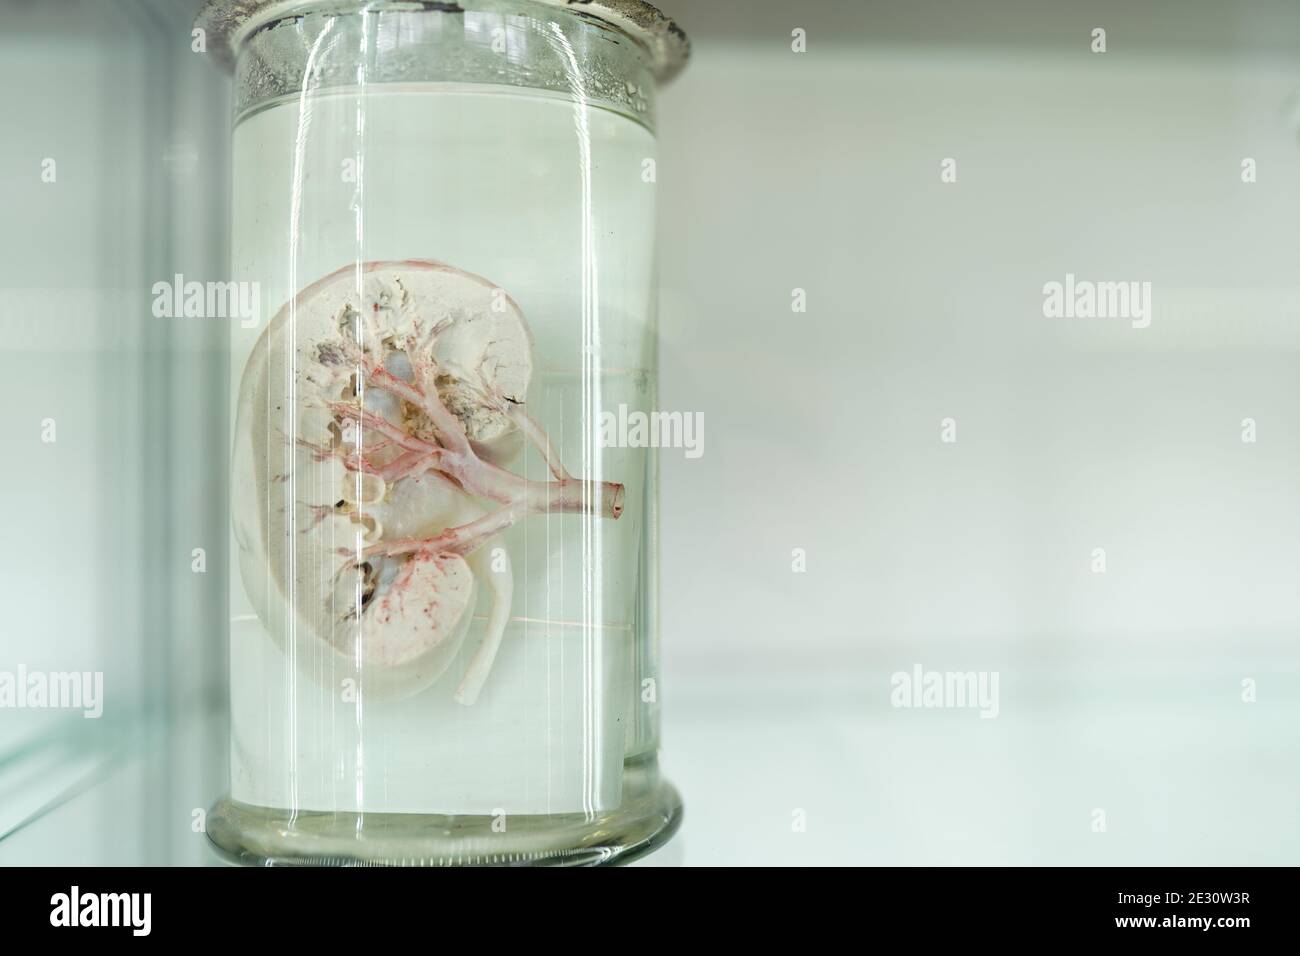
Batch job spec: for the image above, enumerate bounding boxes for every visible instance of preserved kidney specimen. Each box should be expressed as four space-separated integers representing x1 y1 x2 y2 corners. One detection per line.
232 260 625 705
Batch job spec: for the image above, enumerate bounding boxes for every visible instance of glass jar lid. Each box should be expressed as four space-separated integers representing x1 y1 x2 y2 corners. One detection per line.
196 0 690 83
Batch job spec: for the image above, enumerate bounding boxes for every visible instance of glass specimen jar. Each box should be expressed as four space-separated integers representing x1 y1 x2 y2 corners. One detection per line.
198 0 687 865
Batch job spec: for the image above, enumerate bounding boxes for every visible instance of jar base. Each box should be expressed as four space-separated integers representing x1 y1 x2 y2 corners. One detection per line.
206 754 681 867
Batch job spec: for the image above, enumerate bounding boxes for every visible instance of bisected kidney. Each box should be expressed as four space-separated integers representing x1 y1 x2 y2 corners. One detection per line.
232 261 624 704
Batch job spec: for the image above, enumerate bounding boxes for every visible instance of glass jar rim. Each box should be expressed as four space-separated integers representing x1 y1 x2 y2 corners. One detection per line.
196 0 690 84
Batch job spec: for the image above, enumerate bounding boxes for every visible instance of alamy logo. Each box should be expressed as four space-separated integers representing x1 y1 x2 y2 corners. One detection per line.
152 273 260 328
598 404 704 459
890 664 999 718
0 666 103 718
50 886 151 936
1042 272 1152 328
